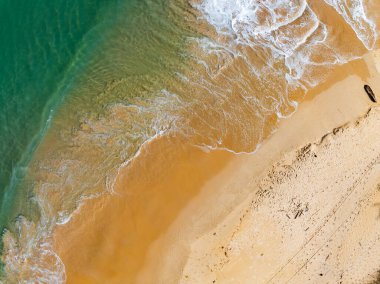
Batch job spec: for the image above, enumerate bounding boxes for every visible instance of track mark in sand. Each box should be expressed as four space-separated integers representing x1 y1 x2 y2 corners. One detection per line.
286 177 380 283
267 158 380 284
264 109 380 283
375 203 380 219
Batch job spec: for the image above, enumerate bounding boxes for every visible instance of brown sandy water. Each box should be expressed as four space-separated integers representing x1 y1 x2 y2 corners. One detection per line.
54 137 234 283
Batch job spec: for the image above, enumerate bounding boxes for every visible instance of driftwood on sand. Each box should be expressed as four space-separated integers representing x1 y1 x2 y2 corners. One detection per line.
364 85 377 103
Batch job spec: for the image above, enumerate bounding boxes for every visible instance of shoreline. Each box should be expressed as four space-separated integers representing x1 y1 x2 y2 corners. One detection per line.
135 51 380 283
1 1 380 282
176 106 380 283
53 50 379 283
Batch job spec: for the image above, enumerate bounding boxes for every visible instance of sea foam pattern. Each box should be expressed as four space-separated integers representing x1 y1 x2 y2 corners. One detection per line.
181 0 377 151
324 0 377 49
1 90 184 283
194 0 377 90
1 217 66 283
170 0 372 153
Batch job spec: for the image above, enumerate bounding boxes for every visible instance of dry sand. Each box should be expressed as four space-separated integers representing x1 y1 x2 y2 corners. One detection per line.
54 49 380 283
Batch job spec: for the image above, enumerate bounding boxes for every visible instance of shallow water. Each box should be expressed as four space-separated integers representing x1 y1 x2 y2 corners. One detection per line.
0 0 378 282
0 0 121 229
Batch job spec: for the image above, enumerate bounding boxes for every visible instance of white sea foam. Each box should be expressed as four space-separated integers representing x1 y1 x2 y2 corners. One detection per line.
196 0 308 39
194 0 377 121
186 0 377 153
195 0 377 83
324 0 377 49
1 89 186 283
196 0 356 85
1 217 66 284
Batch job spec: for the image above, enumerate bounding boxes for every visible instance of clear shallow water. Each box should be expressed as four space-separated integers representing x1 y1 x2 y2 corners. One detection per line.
0 0 129 276
0 0 120 231
0 0 378 282
0 0 196 281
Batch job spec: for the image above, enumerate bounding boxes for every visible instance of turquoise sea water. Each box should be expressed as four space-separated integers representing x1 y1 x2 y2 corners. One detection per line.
0 0 121 238
0 0 194 280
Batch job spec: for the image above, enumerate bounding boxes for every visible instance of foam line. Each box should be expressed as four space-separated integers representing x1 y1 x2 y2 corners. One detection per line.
324 0 377 49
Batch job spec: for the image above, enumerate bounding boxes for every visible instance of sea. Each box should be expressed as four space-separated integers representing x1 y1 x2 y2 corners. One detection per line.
0 0 377 282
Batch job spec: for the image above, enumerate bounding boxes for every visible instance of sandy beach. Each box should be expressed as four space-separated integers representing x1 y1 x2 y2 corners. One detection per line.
52 46 380 283
2 1 380 283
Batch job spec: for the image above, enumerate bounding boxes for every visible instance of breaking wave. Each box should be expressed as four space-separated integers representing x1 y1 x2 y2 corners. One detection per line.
194 0 377 87
177 0 377 150
324 0 377 49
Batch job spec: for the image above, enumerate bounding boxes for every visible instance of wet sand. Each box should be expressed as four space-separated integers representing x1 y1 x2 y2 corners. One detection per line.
53 48 380 284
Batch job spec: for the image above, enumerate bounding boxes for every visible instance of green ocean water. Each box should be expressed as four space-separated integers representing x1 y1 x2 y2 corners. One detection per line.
0 0 195 280
1 0 288 280
0 0 123 235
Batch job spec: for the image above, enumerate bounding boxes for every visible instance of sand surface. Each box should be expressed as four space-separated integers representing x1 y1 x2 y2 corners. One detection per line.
53 48 380 283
